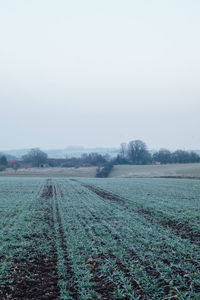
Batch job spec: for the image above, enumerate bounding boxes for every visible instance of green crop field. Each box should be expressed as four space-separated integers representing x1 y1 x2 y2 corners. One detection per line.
0 177 200 299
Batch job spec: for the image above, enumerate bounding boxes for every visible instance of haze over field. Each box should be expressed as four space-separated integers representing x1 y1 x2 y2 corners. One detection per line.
0 1 200 150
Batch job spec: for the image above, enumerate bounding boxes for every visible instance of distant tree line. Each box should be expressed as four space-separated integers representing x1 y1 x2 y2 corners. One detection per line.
13 141 200 178
152 149 200 164
22 149 110 168
62 153 109 168
115 140 200 165
21 148 114 177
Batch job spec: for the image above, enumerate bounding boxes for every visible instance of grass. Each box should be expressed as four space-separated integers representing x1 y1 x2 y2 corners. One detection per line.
109 163 200 178
0 166 97 177
2 163 200 179
0 177 199 299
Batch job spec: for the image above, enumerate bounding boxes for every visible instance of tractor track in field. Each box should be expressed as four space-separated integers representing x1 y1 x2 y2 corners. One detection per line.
87 211 172 297
83 184 125 205
82 218 148 299
60 181 200 296
137 208 200 247
69 191 148 300
82 183 200 247
54 186 78 299
160 218 200 245
0 182 60 300
41 182 53 199
58 184 116 300
77 217 117 299
89 209 200 296
77 187 200 296
61 185 137 299
79 215 147 300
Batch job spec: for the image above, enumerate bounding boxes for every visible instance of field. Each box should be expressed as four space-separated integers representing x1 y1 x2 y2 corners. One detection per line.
0 167 97 177
0 177 200 299
2 164 200 179
109 163 200 178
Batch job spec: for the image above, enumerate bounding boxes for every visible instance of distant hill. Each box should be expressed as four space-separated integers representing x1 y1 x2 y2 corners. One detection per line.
0 149 28 159
0 152 18 160
1 147 120 159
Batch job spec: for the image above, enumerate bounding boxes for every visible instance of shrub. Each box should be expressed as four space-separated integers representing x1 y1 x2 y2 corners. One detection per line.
0 165 6 172
96 162 113 178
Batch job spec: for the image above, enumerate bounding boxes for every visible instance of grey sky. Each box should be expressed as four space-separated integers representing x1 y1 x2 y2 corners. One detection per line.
0 0 200 150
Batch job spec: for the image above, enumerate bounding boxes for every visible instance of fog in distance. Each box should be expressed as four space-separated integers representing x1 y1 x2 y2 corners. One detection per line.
0 1 200 151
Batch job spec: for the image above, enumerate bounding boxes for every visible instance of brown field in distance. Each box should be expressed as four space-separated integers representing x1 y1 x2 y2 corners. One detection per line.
0 167 97 177
1 163 200 178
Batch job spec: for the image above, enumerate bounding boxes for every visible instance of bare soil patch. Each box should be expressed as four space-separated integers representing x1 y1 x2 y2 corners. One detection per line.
83 184 125 204
41 184 53 199
1 253 59 300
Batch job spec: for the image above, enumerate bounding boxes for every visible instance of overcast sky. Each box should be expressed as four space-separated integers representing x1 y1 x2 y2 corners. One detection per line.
0 0 200 151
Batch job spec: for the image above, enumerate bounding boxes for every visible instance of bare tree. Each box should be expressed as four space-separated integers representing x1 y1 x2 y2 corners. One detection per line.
22 148 48 167
128 140 151 164
120 143 127 160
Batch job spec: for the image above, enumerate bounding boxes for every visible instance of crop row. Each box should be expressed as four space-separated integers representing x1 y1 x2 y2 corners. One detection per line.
0 177 199 299
79 178 200 242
